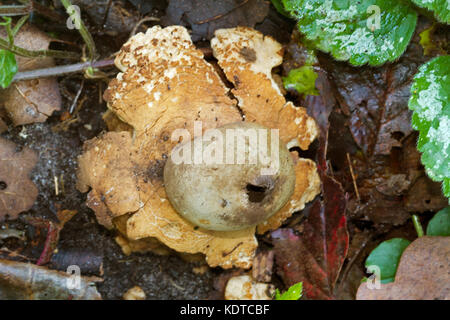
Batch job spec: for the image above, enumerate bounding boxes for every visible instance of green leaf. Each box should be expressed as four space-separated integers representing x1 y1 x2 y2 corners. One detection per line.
408 55 450 198
271 0 292 17
282 0 418 66
410 0 450 24
427 207 450 236
275 282 303 300
0 50 18 89
283 66 319 96
365 238 411 283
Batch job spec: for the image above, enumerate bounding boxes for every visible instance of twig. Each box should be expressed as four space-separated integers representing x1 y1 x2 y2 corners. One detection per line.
0 5 30 16
10 1 65 22
347 153 360 202
12 15 29 36
130 16 160 37
12 59 115 82
54 175 59 196
101 0 113 28
60 0 97 61
337 234 370 293
0 36 80 59
69 79 84 114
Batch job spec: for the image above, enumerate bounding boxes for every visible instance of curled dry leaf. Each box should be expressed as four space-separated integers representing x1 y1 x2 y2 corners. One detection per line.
161 0 270 41
357 236 450 300
0 24 61 126
0 137 38 220
0 259 101 300
77 26 319 269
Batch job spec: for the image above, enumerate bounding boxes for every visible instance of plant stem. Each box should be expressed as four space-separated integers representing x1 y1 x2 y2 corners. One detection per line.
0 5 30 16
0 36 80 60
412 215 424 237
59 0 96 61
12 59 115 82
12 15 29 36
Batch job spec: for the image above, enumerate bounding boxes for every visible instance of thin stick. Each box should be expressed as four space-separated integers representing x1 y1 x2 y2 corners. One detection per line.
54 175 59 196
12 15 29 36
0 37 80 60
12 59 115 82
101 0 113 28
0 5 30 16
347 153 360 201
337 234 370 293
130 17 160 37
69 79 84 114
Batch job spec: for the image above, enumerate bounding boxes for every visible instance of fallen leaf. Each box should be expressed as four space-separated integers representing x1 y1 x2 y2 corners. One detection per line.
0 24 61 126
25 209 77 266
0 259 102 300
357 236 450 300
272 58 349 299
319 20 449 224
320 18 437 156
0 137 38 220
161 0 270 41
272 174 348 300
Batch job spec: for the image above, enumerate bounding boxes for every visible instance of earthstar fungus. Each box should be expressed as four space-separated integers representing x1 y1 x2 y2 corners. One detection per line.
77 25 320 268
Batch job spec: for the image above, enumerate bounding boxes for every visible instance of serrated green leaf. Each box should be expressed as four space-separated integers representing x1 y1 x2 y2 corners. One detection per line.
410 0 450 24
282 0 418 66
408 55 450 198
426 207 450 236
365 238 411 283
275 282 303 300
283 66 319 96
0 50 18 89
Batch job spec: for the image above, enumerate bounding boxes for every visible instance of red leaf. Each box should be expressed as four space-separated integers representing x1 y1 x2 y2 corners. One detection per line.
272 174 348 299
272 64 349 299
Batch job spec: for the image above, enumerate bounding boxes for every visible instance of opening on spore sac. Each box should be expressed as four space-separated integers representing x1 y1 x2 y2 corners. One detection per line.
246 183 268 203
0 181 7 190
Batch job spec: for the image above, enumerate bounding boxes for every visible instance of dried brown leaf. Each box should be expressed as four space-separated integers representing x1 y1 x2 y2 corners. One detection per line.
357 236 450 300
161 0 270 41
0 24 61 126
0 137 38 220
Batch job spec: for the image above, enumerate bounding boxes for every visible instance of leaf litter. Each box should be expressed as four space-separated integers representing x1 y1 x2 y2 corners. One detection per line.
0 1 448 300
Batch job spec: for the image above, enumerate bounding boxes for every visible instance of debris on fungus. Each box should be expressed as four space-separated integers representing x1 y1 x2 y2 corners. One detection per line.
225 275 274 300
77 25 320 269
